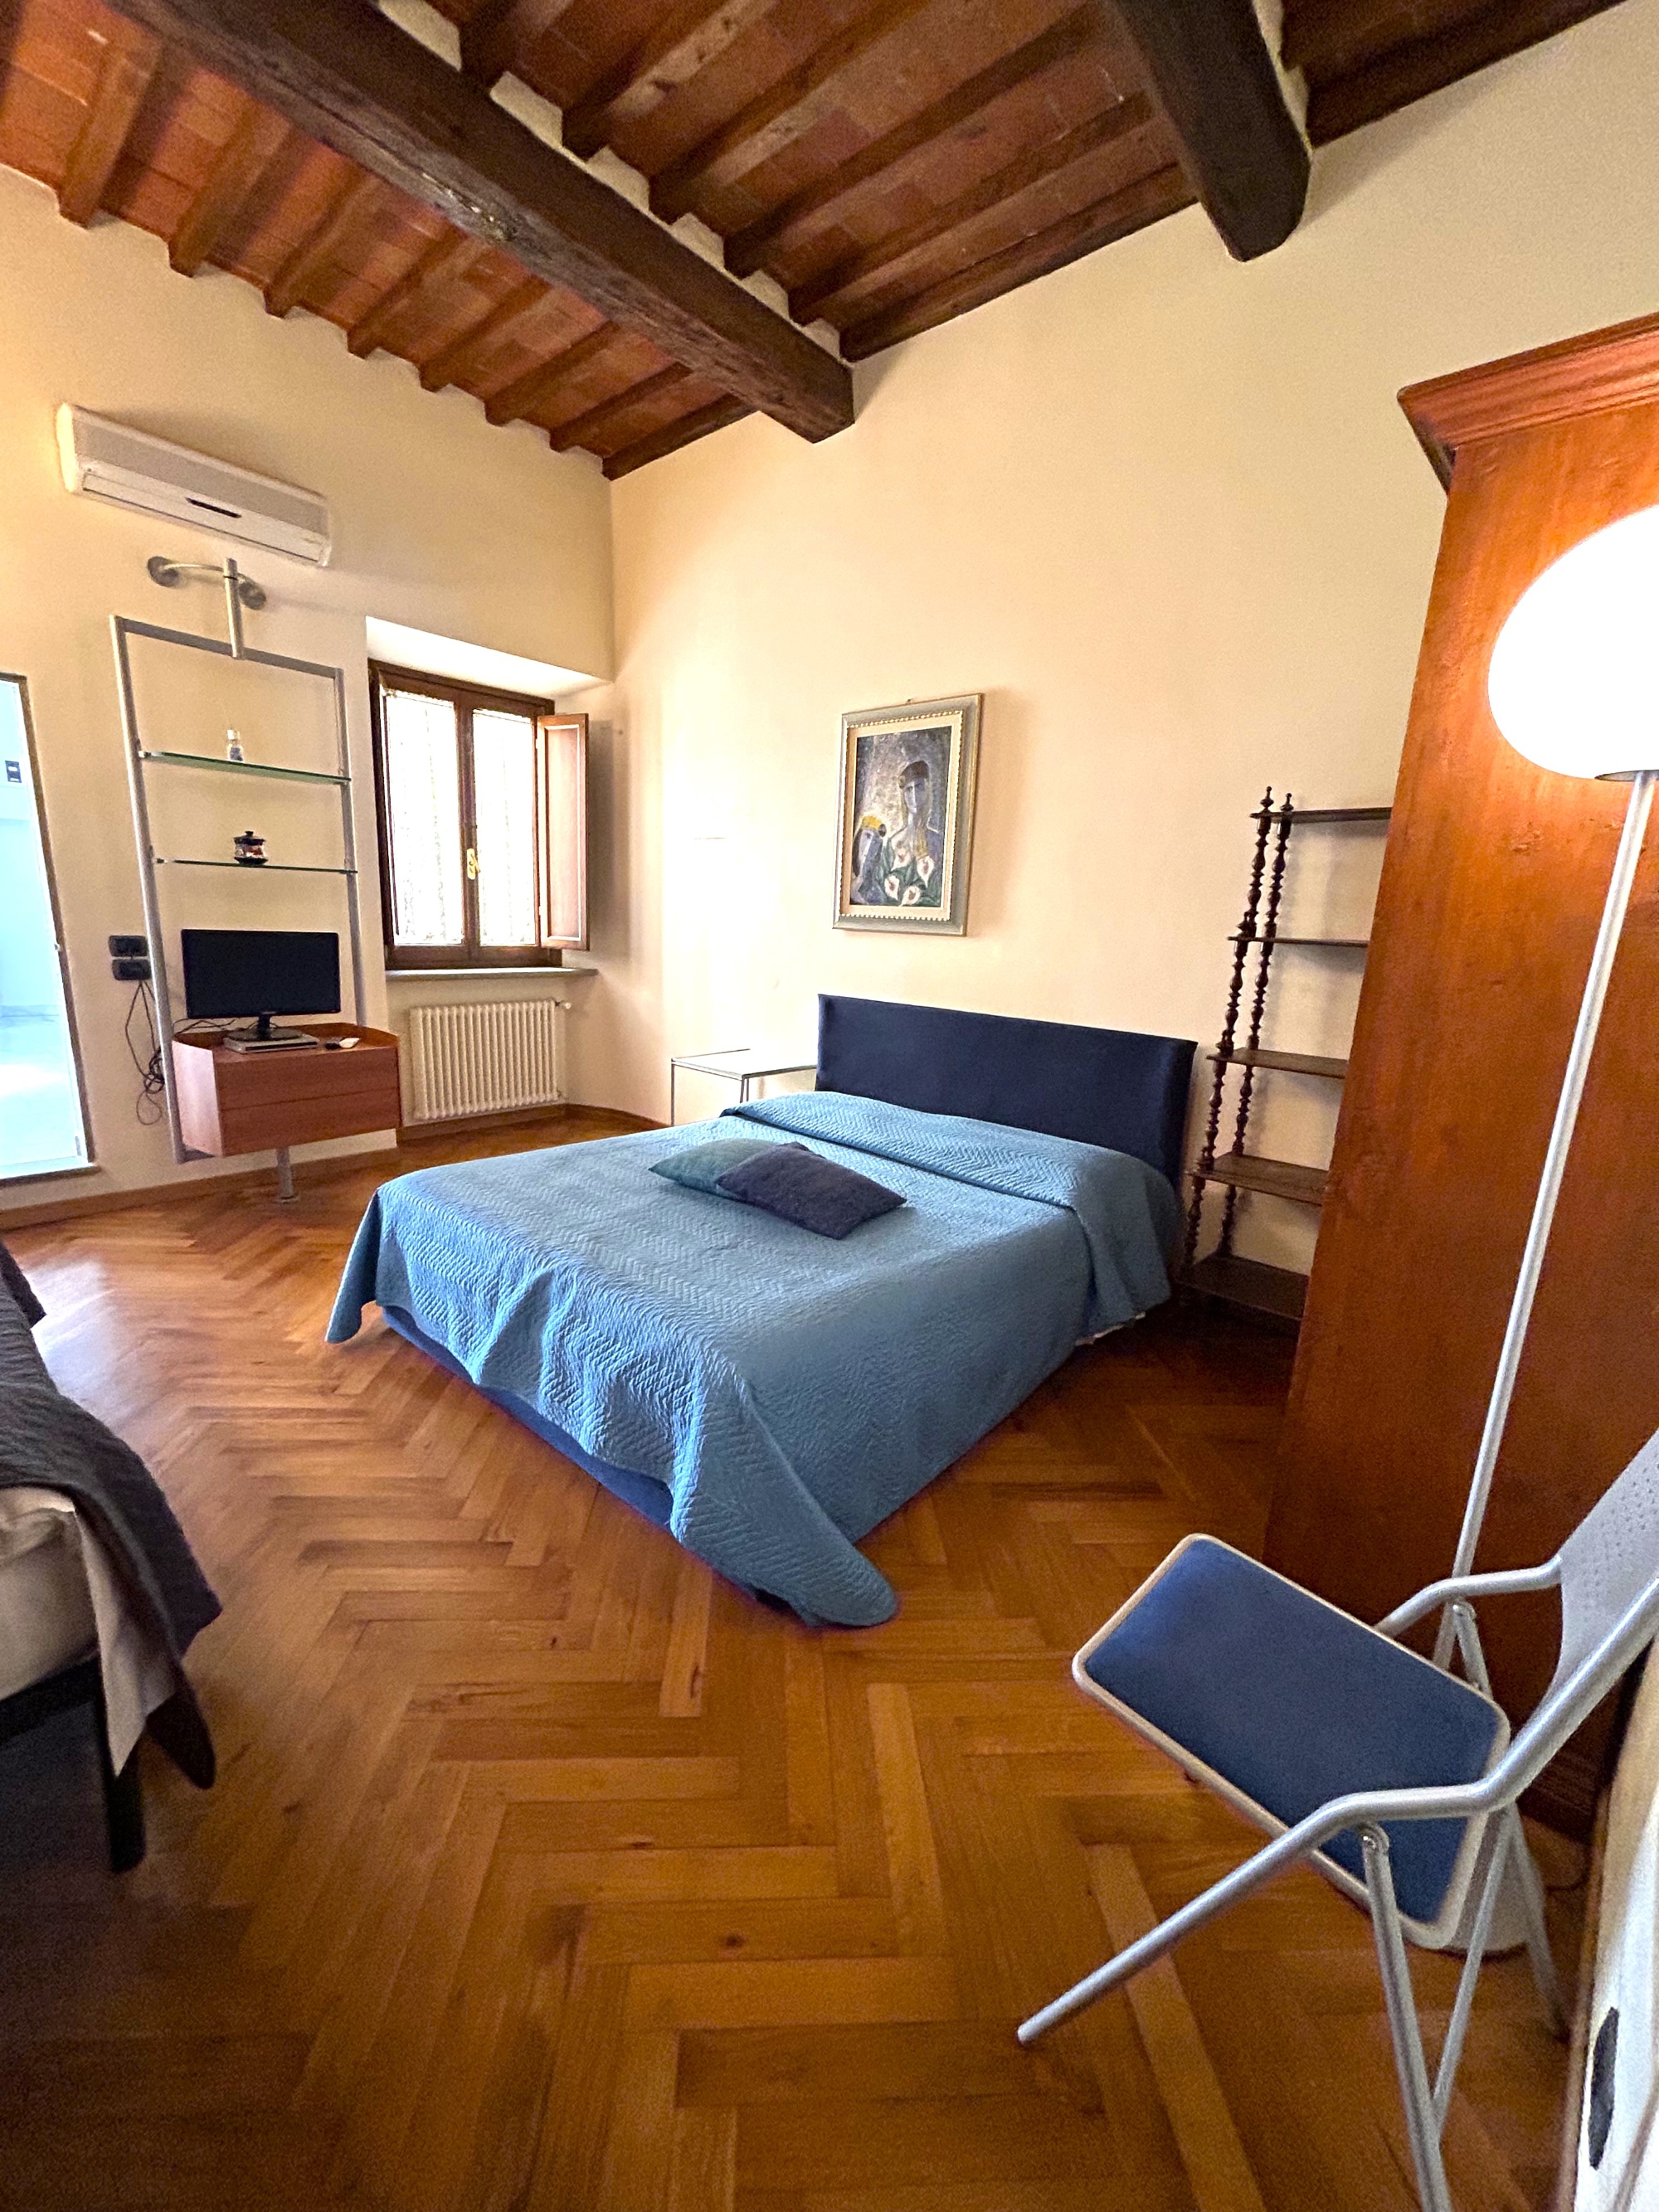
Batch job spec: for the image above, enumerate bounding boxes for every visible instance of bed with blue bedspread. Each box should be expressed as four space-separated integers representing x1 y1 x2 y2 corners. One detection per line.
327 997 1194 1627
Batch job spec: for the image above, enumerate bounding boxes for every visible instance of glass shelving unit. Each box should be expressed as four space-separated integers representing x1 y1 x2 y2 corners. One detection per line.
115 583 368 1169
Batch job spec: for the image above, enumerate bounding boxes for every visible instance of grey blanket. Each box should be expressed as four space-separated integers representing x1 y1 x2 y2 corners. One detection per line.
0 1242 43 1328
0 1244 219 1786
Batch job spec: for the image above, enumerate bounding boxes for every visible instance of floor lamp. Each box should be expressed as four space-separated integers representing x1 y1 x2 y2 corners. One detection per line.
1437 503 1659 1662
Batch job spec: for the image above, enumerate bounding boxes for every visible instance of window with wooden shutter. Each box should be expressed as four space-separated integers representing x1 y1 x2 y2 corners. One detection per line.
370 664 586 969
537 714 587 948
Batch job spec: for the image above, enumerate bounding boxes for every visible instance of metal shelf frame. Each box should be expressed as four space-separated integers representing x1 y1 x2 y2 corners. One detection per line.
115 558 367 1170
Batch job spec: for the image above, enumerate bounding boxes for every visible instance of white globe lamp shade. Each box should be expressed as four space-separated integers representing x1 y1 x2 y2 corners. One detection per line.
1487 503 1659 780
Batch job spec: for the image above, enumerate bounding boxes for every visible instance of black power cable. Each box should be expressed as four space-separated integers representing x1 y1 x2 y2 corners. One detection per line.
124 980 167 1124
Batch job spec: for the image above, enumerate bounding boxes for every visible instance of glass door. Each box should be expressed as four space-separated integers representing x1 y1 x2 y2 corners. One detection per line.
0 675 90 1179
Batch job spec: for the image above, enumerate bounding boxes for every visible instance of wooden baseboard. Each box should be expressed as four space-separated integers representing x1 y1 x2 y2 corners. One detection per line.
397 1103 582 1144
397 1104 659 1144
0 1145 401 1231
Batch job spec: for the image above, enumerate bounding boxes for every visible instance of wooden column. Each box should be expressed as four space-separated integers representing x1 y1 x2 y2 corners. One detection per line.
1265 312 1659 1830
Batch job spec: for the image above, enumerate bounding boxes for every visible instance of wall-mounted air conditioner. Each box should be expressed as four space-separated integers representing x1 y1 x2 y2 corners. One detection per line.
56 405 333 566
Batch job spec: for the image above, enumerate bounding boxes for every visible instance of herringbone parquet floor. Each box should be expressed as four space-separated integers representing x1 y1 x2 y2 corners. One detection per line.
0 1113 1582 2212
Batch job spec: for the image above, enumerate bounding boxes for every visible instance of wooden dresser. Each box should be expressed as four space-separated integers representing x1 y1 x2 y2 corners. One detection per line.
171 1023 401 1157
1265 310 1659 1830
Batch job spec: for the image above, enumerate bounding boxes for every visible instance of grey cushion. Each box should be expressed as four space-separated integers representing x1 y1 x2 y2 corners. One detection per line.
714 1143 904 1240
650 1137 774 1196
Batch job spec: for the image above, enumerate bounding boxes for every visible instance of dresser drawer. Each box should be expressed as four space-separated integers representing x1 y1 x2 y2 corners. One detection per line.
212 1042 398 1107
216 1077 401 1155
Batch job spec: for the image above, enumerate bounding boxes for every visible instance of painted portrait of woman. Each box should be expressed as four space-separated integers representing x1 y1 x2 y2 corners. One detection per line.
834 698 980 934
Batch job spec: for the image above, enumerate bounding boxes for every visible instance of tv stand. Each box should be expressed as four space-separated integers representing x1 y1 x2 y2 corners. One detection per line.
171 1023 401 1200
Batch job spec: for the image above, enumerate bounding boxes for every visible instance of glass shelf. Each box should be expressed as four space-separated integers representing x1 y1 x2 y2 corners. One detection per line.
153 856 357 876
140 748 346 786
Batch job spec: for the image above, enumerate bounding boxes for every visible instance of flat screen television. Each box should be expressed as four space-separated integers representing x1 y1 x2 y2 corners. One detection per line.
181 928 341 1041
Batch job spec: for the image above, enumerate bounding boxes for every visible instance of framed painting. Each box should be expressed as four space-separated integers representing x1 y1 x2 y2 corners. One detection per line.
834 694 981 933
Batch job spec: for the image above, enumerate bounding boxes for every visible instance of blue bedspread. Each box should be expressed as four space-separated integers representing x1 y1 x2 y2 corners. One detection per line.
326 1092 1178 1626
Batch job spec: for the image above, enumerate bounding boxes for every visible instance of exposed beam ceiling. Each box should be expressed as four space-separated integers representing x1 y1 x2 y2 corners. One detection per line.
549 362 694 452
168 100 293 275
484 323 620 425
558 0 778 158
57 14 161 224
418 275 547 392
266 166 382 317
1288 0 1630 143
792 93 1160 328
343 230 488 357
649 0 937 226
602 394 752 479
840 161 1191 361
456 0 576 93
101 0 854 441
723 6 1103 282
0 0 1625 479
1110 0 1310 260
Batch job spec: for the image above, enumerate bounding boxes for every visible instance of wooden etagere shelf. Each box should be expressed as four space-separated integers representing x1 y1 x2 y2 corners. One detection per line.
1183 791 1390 1327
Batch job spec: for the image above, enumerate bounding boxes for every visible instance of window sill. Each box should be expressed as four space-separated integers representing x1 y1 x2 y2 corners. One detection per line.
384 963 597 979
1 1159 103 1190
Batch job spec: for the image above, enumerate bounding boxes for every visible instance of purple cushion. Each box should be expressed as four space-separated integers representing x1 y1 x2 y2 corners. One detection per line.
713 1142 904 1240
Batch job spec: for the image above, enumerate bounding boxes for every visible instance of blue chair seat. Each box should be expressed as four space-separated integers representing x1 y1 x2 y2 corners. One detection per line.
1078 1537 1507 1930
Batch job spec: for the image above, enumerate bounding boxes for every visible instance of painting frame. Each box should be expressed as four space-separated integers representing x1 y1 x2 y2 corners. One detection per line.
833 693 981 934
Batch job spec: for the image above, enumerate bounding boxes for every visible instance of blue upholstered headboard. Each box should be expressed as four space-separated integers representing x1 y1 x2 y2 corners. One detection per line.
815 995 1196 1188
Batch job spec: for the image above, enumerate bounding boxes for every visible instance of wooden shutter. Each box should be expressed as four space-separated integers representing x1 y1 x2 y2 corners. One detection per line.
537 713 587 949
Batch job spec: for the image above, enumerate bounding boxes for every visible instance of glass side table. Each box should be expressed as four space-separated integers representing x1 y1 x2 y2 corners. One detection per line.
669 1047 816 1125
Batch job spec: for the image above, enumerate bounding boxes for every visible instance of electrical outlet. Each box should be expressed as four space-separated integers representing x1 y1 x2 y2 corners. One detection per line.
108 933 147 958
111 955 151 982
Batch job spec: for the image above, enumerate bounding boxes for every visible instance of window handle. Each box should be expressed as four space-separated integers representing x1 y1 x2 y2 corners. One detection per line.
466 847 479 879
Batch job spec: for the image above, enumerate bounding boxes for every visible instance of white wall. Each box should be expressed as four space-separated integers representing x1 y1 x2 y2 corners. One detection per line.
0 167 612 1215
584 0 1659 1267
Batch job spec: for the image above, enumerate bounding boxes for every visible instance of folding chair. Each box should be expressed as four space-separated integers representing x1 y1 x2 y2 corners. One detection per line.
1019 1427 1659 2212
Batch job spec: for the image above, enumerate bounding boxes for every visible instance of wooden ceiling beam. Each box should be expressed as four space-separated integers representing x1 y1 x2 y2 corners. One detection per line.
483 322 620 425
458 0 576 89
345 227 488 357
105 0 853 441
549 362 693 450
604 393 751 478
1108 0 1308 260
562 0 777 159
791 92 1155 325
57 14 162 224
419 274 547 391
725 5 1103 280
169 97 292 274
1304 0 1628 144
1279 0 1398 76
840 161 1190 360
265 164 382 316
650 0 937 226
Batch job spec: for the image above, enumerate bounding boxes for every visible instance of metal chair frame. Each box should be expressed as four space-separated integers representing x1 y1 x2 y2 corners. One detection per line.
1019 1529 1659 2212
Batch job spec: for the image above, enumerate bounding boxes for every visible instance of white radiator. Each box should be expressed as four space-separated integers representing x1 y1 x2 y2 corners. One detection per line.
405 999 567 1122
